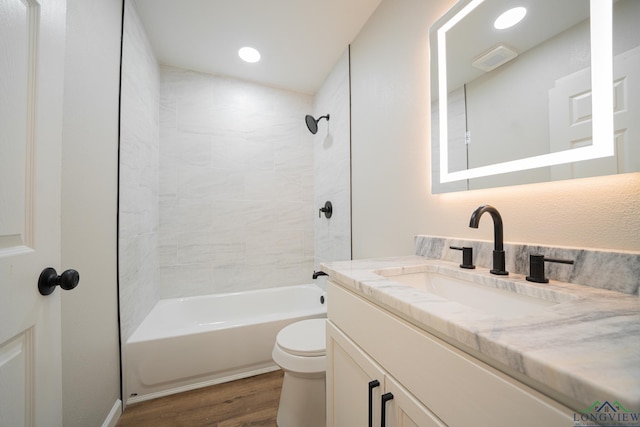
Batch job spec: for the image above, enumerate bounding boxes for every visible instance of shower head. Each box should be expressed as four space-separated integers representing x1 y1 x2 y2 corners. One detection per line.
305 114 330 135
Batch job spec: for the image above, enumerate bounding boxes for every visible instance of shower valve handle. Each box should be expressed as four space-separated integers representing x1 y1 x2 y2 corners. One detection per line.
319 201 333 219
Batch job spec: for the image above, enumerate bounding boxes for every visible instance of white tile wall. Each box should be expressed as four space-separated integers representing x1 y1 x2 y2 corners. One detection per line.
158 66 316 298
120 4 352 335
314 50 352 270
119 0 160 342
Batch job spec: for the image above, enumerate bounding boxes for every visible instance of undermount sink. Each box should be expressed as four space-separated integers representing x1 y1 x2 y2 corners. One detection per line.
378 269 561 319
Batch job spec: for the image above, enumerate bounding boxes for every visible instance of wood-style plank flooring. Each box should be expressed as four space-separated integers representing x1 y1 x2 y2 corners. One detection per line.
117 370 283 427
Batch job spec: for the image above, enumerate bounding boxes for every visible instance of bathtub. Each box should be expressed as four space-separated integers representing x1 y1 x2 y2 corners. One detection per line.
125 284 327 404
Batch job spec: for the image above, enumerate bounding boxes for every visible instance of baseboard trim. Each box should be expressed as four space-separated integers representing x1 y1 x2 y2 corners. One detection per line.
102 399 122 427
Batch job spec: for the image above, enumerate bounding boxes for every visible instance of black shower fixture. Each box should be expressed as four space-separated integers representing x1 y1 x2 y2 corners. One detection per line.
305 114 330 135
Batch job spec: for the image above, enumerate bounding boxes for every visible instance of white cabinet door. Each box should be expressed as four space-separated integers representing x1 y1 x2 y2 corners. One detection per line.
0 0 66 426
384 376 446 427
327 322 446 427
327 321 385 427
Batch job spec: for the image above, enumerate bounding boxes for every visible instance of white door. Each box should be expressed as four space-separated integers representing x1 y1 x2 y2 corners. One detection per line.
0 0 67 426
548 45 640 180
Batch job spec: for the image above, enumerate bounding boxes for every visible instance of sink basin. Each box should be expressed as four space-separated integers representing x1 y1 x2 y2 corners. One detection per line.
380 270 559 318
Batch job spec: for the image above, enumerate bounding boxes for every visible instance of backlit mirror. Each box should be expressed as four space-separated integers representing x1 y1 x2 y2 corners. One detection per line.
431 0 640 193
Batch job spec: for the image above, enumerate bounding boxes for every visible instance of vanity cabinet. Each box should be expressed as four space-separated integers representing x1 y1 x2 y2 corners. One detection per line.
327 320 445 427
326 281 574 427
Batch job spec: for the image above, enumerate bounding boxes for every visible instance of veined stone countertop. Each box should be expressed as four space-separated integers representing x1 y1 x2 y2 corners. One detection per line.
321 255 640 413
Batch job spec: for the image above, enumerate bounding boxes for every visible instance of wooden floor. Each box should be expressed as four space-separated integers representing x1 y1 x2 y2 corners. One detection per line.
117 370 283 427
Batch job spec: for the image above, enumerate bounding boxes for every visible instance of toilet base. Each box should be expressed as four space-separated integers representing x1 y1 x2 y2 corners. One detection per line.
277 371 326 427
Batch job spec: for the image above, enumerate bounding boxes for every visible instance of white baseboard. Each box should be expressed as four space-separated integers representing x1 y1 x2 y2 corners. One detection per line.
101 399 122 427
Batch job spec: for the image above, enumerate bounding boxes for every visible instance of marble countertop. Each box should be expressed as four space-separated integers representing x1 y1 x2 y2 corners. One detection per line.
321 255 640 412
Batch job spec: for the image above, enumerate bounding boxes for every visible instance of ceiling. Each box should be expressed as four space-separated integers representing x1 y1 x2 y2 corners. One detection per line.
132 0 382 95
440 0 590 93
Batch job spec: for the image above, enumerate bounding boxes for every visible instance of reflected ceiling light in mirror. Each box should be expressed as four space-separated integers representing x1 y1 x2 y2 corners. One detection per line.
436 0 614 184
494 7 527 30
238 47 261 63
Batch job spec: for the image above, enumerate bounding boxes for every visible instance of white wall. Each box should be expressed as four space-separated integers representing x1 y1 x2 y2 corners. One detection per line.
314 49 352 270
466 14 590 169
158 67 315 298
119 0 161 343
61 0 122 425
351 0 640 258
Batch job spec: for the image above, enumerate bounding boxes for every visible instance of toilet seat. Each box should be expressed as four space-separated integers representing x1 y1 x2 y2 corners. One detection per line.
276 318 326 357
272 318 326 374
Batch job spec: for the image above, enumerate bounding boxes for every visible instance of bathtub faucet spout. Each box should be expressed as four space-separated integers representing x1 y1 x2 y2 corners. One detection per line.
312 271 328 279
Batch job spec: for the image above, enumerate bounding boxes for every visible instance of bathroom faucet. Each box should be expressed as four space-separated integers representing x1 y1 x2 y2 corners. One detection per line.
469 205 508 275
312 271 328 279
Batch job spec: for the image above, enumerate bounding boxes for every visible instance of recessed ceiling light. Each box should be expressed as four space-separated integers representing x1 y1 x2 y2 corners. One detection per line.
238 47 261 63
494 7 527 30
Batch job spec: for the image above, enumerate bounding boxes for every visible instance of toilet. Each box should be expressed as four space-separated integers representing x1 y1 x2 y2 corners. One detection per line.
272 318 326 427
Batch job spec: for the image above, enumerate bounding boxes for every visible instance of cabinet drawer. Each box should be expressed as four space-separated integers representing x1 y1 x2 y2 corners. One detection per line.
328 282 573 427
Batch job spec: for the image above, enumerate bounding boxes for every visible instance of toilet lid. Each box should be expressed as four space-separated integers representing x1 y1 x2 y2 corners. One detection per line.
276 319 326 357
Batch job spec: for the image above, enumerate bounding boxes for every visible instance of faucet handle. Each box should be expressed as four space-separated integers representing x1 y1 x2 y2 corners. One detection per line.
319 201 333 219
450 246 476 269
526 254 574 283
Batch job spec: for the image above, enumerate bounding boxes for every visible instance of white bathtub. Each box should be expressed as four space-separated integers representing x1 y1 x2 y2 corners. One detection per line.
125 284 327 404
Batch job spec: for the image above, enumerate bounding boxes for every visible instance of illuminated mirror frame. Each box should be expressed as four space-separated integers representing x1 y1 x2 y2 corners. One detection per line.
437 0 613 184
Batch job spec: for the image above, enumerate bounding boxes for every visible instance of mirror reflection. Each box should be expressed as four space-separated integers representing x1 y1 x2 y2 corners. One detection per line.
431 0 640 193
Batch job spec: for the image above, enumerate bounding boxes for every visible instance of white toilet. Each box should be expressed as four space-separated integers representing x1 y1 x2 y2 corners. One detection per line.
272 318 326 427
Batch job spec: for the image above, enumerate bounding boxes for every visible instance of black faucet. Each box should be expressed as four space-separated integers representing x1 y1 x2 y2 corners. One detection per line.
469 205 508 275
312 270 328 279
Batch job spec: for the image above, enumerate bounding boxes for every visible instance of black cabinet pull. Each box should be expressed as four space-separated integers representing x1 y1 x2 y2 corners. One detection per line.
381 392 394 427
368 380 380 427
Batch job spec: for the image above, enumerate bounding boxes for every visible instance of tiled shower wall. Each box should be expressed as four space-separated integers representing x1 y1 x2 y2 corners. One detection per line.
158 66 316 298
314 50 352 269
120 1 352 339
119 0 160 342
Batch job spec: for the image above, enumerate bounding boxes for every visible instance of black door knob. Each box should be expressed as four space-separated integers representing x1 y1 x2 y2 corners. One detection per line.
38 267 80 295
